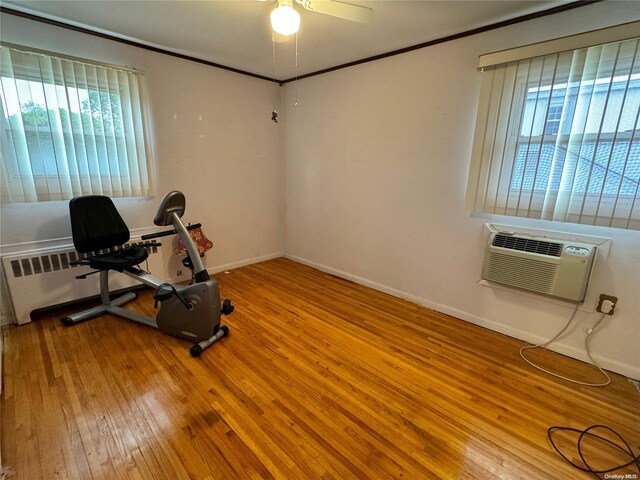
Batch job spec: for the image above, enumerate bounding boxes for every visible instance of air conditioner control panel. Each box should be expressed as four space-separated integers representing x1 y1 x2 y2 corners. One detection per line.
565 246 591 257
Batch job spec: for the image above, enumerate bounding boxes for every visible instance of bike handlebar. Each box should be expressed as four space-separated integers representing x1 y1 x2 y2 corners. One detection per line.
140 223 202 240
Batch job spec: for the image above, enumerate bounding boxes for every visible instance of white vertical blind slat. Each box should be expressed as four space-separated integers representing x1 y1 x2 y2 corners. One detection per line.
526 55 561 218
0 49 37 202
623 114 640 229
482 66 507 212
119 71 142 196
586 43 624 223
39 55 74 200
599 41 640 225
111 69 131 198
575 44 621 224
129 72 151 196
491 62 519 214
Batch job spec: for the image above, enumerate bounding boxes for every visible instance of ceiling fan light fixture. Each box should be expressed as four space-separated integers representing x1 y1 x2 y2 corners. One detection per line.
270 2 300 36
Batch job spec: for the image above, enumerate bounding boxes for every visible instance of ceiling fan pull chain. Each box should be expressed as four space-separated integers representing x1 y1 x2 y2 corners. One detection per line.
295 32 299 106
272 40 278 123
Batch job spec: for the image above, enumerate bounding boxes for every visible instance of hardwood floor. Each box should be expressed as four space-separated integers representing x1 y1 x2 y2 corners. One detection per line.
1 257 638 479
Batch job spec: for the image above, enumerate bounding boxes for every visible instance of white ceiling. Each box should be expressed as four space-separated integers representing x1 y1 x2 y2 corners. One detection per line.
2 0 572 80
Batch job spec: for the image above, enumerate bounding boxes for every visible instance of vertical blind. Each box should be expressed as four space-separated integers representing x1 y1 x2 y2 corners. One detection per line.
466 37 640 230
0 44 152 203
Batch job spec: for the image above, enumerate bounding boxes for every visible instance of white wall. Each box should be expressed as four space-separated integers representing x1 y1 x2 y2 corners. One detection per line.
0 14 284 281
283 2 640 378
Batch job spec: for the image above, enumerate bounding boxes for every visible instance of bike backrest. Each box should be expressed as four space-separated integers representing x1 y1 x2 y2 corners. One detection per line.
69 195 130 253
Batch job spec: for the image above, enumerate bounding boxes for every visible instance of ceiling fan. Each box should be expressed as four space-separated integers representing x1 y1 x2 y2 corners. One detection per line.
266 0 373 42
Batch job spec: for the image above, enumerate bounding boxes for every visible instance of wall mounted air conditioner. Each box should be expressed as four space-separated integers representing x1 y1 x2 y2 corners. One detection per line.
482 232 596 302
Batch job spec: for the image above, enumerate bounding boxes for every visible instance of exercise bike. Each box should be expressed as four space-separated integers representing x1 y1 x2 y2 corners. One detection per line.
61 190 233 357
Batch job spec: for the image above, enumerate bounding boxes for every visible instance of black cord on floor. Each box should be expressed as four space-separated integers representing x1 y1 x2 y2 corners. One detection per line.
548 425 640 479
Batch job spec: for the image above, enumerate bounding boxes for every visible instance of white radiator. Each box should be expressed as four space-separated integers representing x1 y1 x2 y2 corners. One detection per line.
1 239 164 325
482 232 596 302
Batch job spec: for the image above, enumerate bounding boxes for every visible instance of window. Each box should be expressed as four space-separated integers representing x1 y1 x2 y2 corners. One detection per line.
0 44 152 203
466 36 639 230
543 103 563 135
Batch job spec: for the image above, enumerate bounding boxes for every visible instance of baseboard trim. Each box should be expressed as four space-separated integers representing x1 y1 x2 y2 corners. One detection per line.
166 252 284 283
284 254 638 380
208 252 284 275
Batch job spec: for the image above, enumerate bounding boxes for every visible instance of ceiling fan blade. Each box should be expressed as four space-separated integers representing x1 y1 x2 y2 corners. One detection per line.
272 31 292 43
296 0 373 23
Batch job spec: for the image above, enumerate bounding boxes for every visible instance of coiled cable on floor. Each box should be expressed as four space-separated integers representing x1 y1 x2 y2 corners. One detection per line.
548 425 640 479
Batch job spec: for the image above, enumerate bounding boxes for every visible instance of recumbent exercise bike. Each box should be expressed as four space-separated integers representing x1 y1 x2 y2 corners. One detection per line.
62 190 233 357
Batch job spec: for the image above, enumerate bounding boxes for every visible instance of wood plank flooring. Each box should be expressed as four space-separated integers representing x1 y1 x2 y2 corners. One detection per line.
1 257 638 479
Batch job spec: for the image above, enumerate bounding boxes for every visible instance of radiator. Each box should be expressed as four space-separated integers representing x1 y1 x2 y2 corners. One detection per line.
1 239 164 325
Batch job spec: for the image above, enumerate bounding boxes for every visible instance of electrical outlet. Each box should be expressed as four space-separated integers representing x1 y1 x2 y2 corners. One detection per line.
177 269 183 277
596 294 618 315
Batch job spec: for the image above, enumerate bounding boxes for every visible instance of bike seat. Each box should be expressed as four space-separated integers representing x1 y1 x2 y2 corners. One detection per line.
88 245 149 271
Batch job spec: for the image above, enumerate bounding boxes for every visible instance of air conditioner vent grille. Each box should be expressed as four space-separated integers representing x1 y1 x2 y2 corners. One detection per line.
492 234 563 257
483 252 558 295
